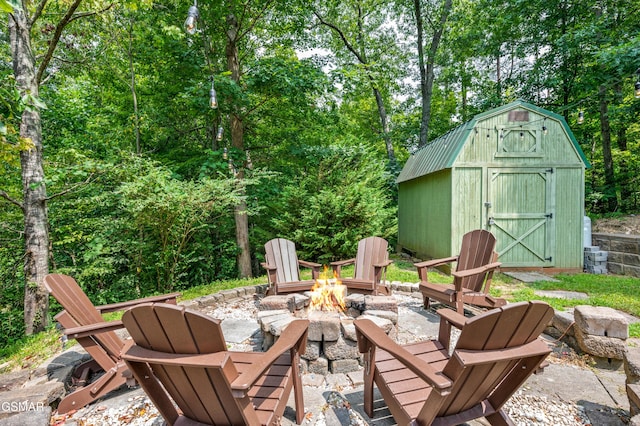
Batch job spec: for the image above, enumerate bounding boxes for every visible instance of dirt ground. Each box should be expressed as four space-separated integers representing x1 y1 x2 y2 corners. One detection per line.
592 214 640 235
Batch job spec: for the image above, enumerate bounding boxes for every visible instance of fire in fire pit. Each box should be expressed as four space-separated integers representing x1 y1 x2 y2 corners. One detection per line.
309 269 346 312
257 268 399 375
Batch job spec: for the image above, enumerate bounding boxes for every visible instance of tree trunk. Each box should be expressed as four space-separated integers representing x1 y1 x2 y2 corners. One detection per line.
127 18 141 155
226 13 252 278
614 82 630 209
461 64 468 121
9 11 50 334
313 7 396 168
414 0 428 147
598 85 617 212
371 86 396 169
496 54 501 102
414 0 452 148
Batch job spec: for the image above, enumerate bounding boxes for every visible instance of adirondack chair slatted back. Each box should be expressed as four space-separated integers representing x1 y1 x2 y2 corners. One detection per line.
265 238 301 284
123 304 256 425
122 303 297 426
436 301 554 418
455 229 497 292
353 237 388 282
44 274 124 361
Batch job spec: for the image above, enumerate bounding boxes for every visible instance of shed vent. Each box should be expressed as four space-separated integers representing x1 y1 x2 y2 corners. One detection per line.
508 110 530 122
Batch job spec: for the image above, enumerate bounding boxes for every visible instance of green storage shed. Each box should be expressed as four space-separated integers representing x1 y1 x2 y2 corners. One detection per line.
397 100 590 270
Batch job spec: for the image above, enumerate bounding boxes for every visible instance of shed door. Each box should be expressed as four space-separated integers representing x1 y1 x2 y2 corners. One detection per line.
487 168 555 267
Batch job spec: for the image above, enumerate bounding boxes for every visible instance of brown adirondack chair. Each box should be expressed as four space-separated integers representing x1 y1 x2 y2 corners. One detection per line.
44 273 180 414
354 301 554 426
261 238 322 295
121 303 309 426
416 229 505 313
330 236 392 295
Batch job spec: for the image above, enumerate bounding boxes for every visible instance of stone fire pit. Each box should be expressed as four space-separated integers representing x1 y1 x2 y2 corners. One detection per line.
257 293 398 374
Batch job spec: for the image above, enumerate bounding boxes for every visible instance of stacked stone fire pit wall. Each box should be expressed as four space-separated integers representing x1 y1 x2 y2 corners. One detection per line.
592 233 640 277
257 293 399 375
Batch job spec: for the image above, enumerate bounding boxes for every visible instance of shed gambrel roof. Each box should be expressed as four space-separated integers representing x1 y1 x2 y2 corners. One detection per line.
396 100 590 184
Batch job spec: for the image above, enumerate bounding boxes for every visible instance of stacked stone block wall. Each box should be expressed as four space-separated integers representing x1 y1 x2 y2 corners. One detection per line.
592 233 640 277
584 245 608 274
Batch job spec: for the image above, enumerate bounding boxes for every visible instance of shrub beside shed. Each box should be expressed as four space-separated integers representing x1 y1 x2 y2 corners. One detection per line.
397 100 590 270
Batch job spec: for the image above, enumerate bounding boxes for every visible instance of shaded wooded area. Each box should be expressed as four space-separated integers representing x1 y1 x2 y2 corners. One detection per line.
0 0 638 343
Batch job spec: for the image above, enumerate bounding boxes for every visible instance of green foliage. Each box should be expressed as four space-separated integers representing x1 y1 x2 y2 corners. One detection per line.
264 144 396 263
45 155 243 305
631 323 640 340
0 272 25 346
117 160 242 292
179 276 266 300
0 177 26 346
0 75 34 166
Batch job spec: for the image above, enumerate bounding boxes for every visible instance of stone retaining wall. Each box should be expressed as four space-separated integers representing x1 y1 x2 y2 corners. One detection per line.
592 233 640 278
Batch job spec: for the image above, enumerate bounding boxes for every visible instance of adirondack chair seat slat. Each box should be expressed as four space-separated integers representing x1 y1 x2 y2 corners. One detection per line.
355 301 554 425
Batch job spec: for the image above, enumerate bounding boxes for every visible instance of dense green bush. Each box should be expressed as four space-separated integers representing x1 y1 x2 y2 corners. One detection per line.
48 155 242 302
262 144 397 264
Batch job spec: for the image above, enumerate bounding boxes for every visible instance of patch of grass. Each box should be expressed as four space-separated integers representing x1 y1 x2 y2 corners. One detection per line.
519 273 640 316
0 328 61 373
179 277 267 300
509 273 640 338
386 263 420 282
631 323 640 340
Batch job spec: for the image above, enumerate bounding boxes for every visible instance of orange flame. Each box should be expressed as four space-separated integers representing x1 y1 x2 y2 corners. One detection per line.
309 267 347 312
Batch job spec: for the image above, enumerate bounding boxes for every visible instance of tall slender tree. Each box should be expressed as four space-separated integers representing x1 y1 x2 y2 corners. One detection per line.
412 0 452 147
311 0 400 169
6 0 73 334
4 0 112 333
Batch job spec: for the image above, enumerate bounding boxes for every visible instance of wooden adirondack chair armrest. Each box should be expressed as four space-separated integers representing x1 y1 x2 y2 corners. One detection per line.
331 258 355 267
63 320 125 339
414 256 458 270
435 308 467 347
455 339 551 366
373 259 393 268
415 256 458 281
451 262 501 291
260 261 276 271
331 258 356 276
96 292 181 314
299 260 322 279
354 319 452 392
451 262 502 280
299 259 321 269
436 308 467 330
231 319 309 396
121 342 228 367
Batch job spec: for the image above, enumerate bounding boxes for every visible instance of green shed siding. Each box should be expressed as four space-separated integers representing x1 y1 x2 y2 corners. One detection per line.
553 167 585 268
398 170 452 259
451 167 484 239
397 100 589 269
